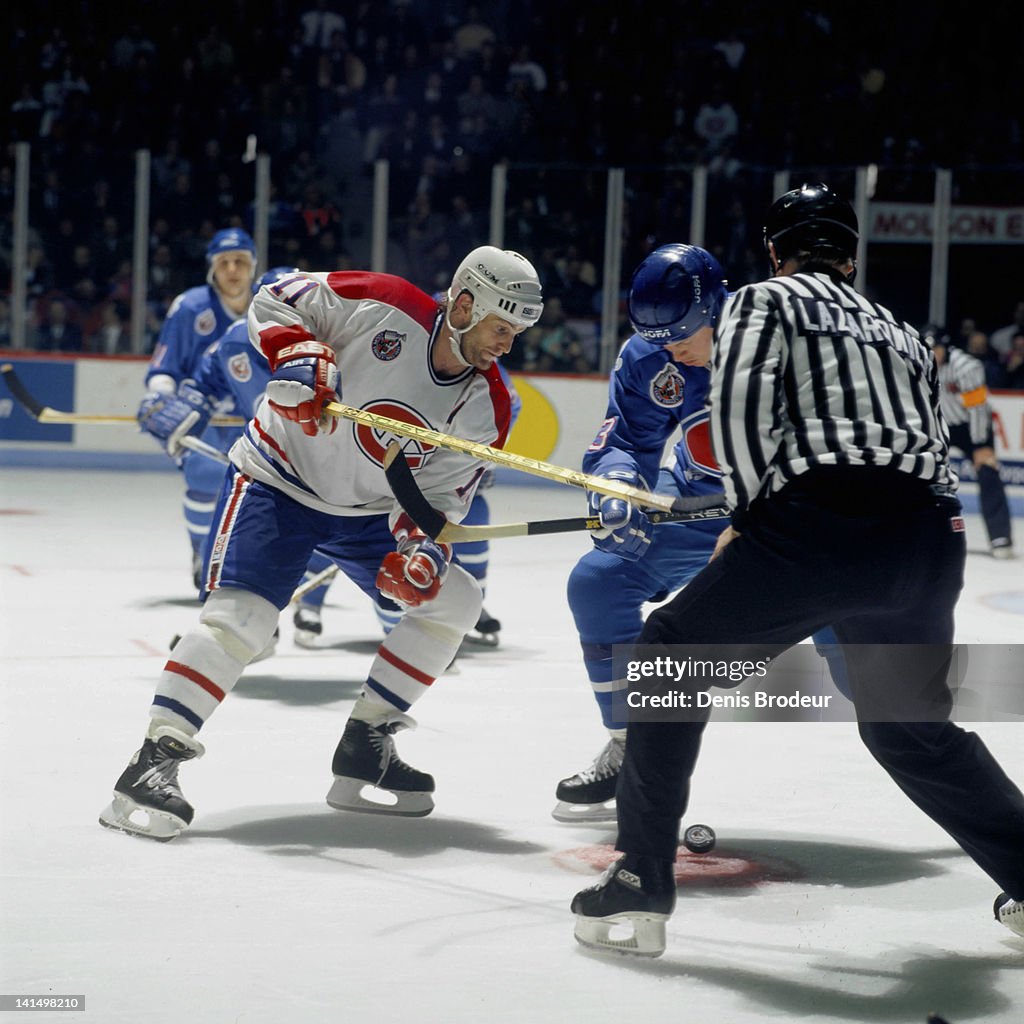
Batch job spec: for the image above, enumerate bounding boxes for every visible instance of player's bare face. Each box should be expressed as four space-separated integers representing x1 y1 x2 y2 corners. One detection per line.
664 326 713 367
212 252 255 301
460 314 525 370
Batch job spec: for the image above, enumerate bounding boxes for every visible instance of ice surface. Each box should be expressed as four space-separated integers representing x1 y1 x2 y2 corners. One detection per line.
1 468 1021 1023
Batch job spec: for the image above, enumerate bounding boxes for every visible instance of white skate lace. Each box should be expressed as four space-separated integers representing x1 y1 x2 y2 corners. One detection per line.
367 725 398 782
137 754 182 792
574 739 625 785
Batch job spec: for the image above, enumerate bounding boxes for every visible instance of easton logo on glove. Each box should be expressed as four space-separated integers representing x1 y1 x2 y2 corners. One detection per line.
265 341 339 436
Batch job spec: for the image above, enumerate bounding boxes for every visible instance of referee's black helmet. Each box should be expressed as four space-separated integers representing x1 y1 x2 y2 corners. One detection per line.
763 183 859 263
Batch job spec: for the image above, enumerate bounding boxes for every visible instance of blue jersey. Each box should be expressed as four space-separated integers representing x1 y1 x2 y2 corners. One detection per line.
583 334 722 500
147 285 244 389
193 318 269 417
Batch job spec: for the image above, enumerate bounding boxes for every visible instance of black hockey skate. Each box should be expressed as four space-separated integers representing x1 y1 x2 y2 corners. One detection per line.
327 713 435 817
98 725 205 841
293 604 323 648
571 854 677 957
552 737 625 823
462 607 501 648
994 892 1024 937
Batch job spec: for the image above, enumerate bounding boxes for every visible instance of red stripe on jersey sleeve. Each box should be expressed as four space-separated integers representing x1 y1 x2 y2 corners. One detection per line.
481 363 512 449
325 271 439 334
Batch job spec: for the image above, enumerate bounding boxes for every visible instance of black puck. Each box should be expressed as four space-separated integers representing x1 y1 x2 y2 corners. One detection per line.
682 823 716 854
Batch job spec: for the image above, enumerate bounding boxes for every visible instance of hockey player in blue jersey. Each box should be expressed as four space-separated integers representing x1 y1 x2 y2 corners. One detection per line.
137 228 257 590
553 244 730 822
553 243 847 822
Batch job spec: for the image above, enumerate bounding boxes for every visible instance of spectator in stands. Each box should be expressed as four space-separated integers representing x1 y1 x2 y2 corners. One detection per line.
453 5 496 60
34 297 84 352
506 45 548 94
560 256 599 317
94 301 131 355
522 296 592 373
961 321 1005 389
301 0 347 53
990 301 1024 360
1003 332 1024 390
693 83 740 158
152 138 192 196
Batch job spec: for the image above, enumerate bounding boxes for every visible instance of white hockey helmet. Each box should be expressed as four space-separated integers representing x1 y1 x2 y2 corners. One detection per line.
447 246 544 332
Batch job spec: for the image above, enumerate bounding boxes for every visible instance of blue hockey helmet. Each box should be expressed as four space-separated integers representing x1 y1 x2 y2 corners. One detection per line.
627 244 728 342
253 266 300 294
206 228 257 264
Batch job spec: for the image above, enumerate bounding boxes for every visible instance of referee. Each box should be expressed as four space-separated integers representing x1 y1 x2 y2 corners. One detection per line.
571 183 1024 956
928 328 1014 558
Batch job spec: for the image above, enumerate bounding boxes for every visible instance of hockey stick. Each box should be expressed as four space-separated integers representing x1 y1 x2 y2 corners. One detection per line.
289 563 339 604
1 363 245 427
325 400 693 514
383 443 729 542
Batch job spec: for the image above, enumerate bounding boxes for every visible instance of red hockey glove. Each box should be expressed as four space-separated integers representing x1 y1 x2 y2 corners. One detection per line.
376 535 453 608
265 341 339 436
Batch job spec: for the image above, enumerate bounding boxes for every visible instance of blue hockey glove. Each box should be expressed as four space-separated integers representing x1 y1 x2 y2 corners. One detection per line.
137 383 213 459
266 341 339 437
588 469 652 561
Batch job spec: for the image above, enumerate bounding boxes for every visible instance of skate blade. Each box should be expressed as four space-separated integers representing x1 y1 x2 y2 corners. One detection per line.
462 631 499 648
573 912 668 958
552 799 617 824
98 795 187 842
293 630 321 650
326 776 434 817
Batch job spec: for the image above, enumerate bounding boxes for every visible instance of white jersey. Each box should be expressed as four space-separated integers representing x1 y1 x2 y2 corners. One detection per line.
937 346 991 445
231 271 512 523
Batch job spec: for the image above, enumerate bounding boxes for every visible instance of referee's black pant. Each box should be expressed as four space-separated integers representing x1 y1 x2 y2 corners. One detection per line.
617 467 1024 899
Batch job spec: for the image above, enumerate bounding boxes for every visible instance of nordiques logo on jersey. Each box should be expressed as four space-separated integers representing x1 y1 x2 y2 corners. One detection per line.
650 364 685 407
228 351 252 382
354 400 435 469
194 309 218 337
371 329 404 361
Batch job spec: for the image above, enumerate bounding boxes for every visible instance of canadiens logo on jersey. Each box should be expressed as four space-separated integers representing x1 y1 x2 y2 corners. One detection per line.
650 365 685 407
679 409 721 478
354 400 435 469
371 330 404 361
228 352 253 382
194 309 217 337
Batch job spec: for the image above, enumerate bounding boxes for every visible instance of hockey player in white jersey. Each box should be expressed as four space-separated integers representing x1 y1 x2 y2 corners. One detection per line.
926 327 1014 558
99 246 543 840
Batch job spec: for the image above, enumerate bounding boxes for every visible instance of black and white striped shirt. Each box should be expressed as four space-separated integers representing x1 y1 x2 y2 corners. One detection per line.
710 268 955 521
937 346 992 445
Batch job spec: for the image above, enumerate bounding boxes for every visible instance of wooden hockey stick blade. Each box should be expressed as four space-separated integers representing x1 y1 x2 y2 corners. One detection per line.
179 435 230 464
383 443 729 542
1 363 244 427
328 399 695 514
289 563 340 604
